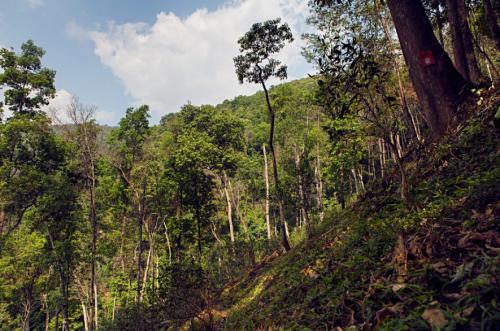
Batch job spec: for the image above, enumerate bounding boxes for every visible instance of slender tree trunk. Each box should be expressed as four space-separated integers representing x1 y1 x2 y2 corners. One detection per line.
379 138 385 177
262 143 272 240
261 79 291 251
294 146 310 235
88 174 98 331
314 152 324 223
111 296 116 322
140 241 152 302
82 302 89 331
136 181 146 304
93 279 98 330
351 169 360 194
163 220 172 265
222 171 235 243
483 0 500 50
387 0 468 139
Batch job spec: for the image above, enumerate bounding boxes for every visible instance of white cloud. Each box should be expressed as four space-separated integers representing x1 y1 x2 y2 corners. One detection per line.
27 0 43 8
45 89 117 125
83 0 313 119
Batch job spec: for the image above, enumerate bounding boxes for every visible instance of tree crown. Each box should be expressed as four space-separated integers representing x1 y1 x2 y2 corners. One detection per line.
234 18 293 85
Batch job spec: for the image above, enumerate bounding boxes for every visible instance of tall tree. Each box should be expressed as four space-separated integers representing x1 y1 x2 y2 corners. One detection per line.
108 105 150 305
0 40 56 116
234 18 293 251
316 0 468 138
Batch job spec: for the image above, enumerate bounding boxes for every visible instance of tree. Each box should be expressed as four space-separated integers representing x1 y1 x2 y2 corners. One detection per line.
234 18 293 251
482 0 500 50
445 0 482 83
316 0 468 139
57 98 101 330
108 105 150 306
0 40 56 116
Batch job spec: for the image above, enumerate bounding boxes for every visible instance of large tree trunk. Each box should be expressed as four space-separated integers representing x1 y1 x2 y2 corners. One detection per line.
261 80 291 251
446 0 471 79
483 0 500 50
387 0 468 139
446 0 482 83
457 0 482 83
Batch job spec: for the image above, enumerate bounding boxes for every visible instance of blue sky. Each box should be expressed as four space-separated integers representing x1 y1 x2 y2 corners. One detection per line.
0 0 312 124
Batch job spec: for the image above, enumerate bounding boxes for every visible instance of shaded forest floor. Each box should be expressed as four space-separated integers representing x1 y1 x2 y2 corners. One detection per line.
195 90 500 330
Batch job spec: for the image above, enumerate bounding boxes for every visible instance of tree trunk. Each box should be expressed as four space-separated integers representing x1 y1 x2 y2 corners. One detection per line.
387 0 468 139
446 0 471 79
163 220 172 265
294 146 310 234
261 81 291 251
483 0 500 50
314 152 324 223
82 302 89 331
457 0 482 83
136 181 146 304
262 143 272 240
93 279 98 330
446 0 482 83
222 171 235 243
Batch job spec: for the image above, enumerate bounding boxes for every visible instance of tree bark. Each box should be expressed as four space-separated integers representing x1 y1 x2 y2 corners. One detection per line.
483 0 500 50
457 0 482 83
446 0 482 83
387 0 468 139
446 0 471 79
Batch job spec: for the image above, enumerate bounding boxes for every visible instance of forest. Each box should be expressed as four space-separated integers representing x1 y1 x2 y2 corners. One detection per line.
0 0 499 330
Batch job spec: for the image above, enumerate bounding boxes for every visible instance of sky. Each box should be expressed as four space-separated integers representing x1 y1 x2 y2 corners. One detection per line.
0 0 313 125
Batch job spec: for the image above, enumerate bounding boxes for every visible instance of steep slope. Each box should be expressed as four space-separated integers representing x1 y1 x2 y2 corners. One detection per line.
218 91 500 330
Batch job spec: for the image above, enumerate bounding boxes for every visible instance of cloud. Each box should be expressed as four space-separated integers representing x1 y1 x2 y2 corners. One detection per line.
83 0 313 119
45 89 118 125
27 0 43 8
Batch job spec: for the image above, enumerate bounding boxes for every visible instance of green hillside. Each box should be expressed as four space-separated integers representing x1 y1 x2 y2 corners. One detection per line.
216 92 499 330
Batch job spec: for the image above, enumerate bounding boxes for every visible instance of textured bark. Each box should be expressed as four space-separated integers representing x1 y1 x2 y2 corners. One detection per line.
458 0 482 83
447 0 470 79
446 0 482 83
387 0 468 139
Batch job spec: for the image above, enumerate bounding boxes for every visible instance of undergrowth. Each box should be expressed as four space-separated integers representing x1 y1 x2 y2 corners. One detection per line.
219 93 500 330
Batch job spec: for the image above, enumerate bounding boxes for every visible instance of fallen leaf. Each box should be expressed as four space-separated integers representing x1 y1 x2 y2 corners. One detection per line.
431 262 447 274
422 307 447 328
301 266 319 279
460 305 476 318
391 283 407 292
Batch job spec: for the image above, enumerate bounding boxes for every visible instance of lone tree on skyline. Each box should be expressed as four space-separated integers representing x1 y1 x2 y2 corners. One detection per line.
234 18 294 251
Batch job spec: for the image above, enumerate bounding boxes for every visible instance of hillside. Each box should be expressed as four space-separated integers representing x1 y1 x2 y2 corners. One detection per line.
213 91 500 330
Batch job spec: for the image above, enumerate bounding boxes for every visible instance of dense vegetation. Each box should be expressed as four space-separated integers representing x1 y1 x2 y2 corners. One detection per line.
0 0 498 330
